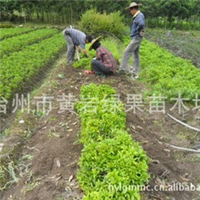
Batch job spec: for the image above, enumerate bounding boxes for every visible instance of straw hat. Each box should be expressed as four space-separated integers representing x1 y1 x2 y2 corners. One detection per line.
125 2 143 10
89 36 102 51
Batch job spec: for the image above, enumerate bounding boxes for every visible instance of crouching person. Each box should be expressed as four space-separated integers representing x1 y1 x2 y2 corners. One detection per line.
89 36 117 78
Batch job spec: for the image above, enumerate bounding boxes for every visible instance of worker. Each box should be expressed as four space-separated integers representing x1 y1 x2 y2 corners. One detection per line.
89 36 117 78
119 2 145 79
63 27 93 64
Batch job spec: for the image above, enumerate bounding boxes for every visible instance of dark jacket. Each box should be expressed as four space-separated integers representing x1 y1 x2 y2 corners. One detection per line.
130 12 145 39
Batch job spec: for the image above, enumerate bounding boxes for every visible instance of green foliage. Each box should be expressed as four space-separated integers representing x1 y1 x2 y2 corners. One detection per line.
0 30 65 99
73 58 91 70
0 0 21 21
138 39 200 100
0 28 58 56
73 49 95 70
158 0 189 22
146 17 200 30
0 27 33 40
79 9 126 39
73 37 122 70
79 133 149 200
0 0 200 30
145 29 200 68
79 83 116 101
76 83 149 199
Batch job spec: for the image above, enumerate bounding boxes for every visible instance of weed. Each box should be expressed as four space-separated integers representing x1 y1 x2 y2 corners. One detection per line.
0 166 6 190
7 161 19 183
31 109 47 118
56 197 64 200
0 129 9 138
176 131 188 140
25 181 40 192
161 134 171 143
24 128 33 138
47 127 60 138
50 80 60 89
57 73 64 79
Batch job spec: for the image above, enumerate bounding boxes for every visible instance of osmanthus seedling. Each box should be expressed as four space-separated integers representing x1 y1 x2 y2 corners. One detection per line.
76 83 150 200
139 39 200 101
1 33 65 99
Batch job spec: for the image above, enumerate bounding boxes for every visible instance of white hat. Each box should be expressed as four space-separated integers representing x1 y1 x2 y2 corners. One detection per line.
125 2 143 10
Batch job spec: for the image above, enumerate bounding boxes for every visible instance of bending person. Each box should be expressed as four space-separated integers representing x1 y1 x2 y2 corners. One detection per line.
63 27 93 64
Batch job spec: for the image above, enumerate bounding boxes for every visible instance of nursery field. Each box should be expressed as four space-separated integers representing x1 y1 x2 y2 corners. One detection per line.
0 27 66 100
145 29 200 69
0 28 200 200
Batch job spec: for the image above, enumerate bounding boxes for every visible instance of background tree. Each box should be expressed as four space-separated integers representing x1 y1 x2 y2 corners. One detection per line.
0 0 199 30
160 0 191 22
0 0 21 21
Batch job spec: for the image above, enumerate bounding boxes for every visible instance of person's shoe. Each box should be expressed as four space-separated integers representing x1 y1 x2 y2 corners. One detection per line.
67 60 74 64
131 73 139 80
98 74 106 78
118 69 126 74
134 74 139 79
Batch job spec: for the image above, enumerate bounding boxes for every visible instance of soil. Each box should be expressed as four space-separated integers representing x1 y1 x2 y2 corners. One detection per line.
0 55 200 200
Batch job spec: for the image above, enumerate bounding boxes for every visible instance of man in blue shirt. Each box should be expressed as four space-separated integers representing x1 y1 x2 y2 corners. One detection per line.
63 28 93 64
119 2 145 79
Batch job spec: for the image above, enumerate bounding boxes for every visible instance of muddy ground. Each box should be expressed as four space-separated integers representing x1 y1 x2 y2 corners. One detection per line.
0 54 200 200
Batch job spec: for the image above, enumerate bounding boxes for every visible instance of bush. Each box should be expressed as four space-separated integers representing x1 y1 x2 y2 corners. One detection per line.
76 83 150 199
79 9 126 39
78 132 149 199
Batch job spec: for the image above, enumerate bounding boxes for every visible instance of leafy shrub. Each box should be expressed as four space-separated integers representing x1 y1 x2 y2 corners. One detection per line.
78 132 149 200
0 32 65 99
73 57 92 69
73 49 96 69
79 9 126 39
76 83 126 144
0 27 33 40
79 83 116 99
76 83 149 199
0 29 58 56
138 39 200 100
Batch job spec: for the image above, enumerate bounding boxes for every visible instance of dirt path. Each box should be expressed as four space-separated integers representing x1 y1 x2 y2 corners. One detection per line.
1 55 200 200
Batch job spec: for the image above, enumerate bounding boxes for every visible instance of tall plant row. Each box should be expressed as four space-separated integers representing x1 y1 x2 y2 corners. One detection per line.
139 39 200 100
0 31 66 99
76 83 150 199
0 27 33 40
0 28 59 56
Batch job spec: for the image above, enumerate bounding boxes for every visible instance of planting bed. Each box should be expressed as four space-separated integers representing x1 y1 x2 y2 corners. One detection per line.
0 29 200 200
